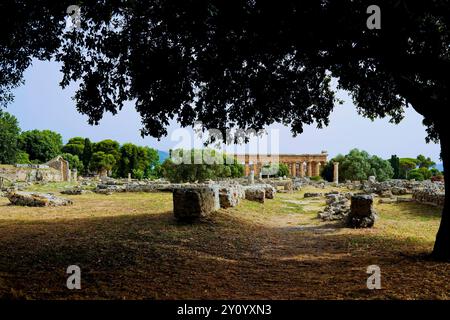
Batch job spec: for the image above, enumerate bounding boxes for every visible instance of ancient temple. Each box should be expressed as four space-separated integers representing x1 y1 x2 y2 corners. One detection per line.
234 151 329 177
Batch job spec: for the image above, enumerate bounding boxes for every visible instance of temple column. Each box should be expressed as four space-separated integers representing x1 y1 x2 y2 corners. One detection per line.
313 161 321 176
307 161 312 177
292 162 296 177
245 163 250 176
333 162 339 183
299 162 305 177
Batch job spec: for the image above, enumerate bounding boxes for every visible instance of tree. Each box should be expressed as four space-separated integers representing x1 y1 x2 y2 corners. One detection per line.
93 139 120 175
0 111 20 164
62 137 85 158
161 149 243 182
1 1 449 258
82 138 93 174
416 154 436 169
118 143 160 178
61 153 84 173
399 158 419 179
89 151 116 175
389 155 401 179
18 130 62 163
324 149 393 182
339 149 372 182
369 155 394 182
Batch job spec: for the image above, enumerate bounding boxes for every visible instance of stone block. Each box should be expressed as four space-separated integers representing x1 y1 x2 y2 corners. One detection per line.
346 195 377 228
244 187 265 203
173 187 218 221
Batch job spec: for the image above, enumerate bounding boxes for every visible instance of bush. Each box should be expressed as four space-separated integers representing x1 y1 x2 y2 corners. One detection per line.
132 169 144 180
408 169 424 181
310 175 322 181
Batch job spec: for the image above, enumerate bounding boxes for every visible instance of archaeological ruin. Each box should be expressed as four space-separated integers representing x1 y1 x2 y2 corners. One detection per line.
234 152 332 178
0 156 75 184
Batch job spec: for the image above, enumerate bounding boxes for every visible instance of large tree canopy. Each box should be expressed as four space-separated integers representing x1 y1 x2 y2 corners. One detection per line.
0 1 449 258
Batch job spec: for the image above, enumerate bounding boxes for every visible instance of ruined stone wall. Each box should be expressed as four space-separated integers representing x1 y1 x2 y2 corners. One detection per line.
412 188 445 207
0 165 64 182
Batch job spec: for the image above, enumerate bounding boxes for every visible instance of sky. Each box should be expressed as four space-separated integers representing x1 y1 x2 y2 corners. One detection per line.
5 60 441 162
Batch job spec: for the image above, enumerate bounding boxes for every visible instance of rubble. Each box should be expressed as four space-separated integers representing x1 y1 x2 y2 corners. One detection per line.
6 191 73 207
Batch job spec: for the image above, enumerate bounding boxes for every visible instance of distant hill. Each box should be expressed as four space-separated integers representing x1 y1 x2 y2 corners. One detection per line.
434 163 444 172
158 150 169 163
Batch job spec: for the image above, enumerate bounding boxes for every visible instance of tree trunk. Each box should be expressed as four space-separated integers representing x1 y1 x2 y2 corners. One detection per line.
431 127 450 260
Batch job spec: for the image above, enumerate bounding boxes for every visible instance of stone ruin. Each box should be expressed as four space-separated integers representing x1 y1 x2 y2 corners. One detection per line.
346 195 377 228
343 178 445 208
412 187 445 207
173 186 219 221
318 192 352 221
6 191 73 207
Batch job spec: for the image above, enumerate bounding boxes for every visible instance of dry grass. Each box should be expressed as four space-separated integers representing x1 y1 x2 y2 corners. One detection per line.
0 185 448 300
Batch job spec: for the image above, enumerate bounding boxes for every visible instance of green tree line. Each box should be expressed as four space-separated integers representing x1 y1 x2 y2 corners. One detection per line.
0 111 160 179
321 149 442 182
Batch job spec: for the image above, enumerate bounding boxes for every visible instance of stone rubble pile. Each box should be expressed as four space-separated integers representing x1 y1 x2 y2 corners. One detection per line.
412 187 445 207
318 193 351 221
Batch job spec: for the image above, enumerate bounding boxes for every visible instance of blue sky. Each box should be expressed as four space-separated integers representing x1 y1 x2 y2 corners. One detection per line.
6 60 441 162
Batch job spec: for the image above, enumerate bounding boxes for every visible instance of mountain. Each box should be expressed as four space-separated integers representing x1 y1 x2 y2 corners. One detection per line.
158 150 169 163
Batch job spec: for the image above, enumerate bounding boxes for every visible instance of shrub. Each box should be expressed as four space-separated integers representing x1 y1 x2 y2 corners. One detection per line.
408 169 424 181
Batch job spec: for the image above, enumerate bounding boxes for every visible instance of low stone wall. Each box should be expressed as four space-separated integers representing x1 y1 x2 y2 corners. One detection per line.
412 188 445 207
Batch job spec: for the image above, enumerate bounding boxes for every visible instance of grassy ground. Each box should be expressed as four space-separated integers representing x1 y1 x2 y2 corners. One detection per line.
0 185 448 300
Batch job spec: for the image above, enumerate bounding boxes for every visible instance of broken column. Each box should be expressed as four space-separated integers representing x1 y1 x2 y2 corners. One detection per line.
248 170 255 184
346 194 377 228
333 162 339 184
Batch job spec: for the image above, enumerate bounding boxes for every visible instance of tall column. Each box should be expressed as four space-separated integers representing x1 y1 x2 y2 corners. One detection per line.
333 162 339 183
292 162 296 177
245 163 250 176
307 161 312 177
313 161 320 176
300 162 305 177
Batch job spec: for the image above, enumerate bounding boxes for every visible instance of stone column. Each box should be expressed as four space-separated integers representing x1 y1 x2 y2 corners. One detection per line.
307 161 312 177
333 162 339 184
245 163 250 176
72 169 78 182
292 162 296 177
248 170 255 184
128 173 132 182
314 162 321 177
299 162 305 177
